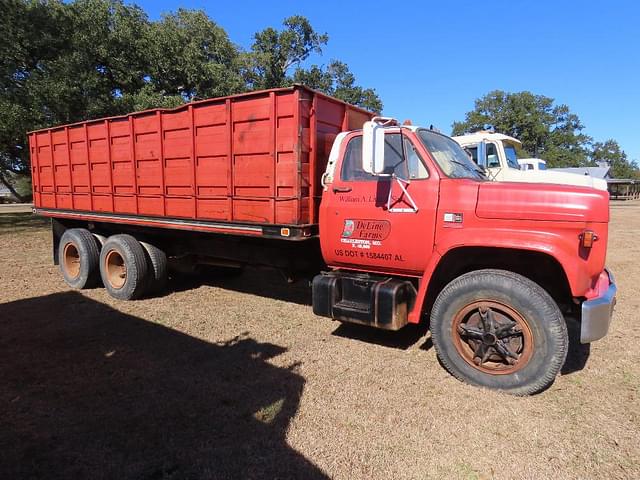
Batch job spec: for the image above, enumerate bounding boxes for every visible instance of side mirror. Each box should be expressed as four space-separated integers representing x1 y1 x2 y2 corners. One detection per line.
362 120 386 175
476 141 487 168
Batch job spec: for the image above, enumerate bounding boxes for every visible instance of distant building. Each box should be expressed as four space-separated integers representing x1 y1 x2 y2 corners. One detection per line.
0 182 13 198
0 179 19 202
549 166 611 179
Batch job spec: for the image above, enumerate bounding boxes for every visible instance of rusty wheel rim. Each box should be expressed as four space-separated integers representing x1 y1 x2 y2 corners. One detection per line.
105 249 126 289
451 300 534 375
63 242 81 279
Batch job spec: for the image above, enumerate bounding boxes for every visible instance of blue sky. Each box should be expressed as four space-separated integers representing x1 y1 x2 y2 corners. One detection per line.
132 0 640 161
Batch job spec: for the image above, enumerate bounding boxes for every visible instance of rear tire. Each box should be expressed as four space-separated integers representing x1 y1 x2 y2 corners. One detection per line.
58 228 101 289
92 233 107 247
430 269 568 396
140 241 168 295
99 234 149 300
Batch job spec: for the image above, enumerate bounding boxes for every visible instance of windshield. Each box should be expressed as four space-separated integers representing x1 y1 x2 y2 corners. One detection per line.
417 129 485 180
503 142 521 169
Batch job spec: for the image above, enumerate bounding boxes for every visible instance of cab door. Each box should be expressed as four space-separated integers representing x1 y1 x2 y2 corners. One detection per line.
319 130 439 275
469 141 502 180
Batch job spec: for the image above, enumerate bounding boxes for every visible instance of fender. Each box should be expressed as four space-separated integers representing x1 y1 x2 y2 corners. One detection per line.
436 222 607 295
407 223 607 324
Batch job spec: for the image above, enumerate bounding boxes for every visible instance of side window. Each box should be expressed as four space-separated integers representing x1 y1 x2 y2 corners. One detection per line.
404 137 429 179
341 133 408 181
486 143 500 168
380 133 406 177
465 146 479 165
340 136 372 181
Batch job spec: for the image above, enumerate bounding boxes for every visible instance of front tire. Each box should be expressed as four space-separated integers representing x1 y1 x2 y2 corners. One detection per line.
430 269 568 395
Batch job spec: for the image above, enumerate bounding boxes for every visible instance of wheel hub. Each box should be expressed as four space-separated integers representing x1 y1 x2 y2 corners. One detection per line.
481 332 497 345
105 249 127 289
452 301 534 375
63 242 81 279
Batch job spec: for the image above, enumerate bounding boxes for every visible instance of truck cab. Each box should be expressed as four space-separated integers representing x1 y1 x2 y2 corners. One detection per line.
452 131 607 191
314 118 616 394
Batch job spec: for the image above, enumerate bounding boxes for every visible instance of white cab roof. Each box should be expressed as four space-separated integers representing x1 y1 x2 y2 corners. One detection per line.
452 131 521 146
519 158 546 164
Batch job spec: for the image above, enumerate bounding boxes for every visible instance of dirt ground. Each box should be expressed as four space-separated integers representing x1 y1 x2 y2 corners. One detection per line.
0 203 638 480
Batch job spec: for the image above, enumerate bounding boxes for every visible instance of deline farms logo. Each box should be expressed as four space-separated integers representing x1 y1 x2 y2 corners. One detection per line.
341 219 391 241
342 220 356 238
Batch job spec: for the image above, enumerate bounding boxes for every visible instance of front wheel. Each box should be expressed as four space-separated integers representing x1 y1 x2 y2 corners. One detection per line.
430 269 568 396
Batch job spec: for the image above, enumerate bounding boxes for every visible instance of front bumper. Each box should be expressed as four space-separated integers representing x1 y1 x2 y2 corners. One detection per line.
580 269 617 344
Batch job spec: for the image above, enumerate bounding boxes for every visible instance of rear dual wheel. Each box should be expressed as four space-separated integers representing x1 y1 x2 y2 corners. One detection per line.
430 269 568 396
99 234 148 300
59 228 168 300
99 235 169 300
140 241 168 294
59 229 101 289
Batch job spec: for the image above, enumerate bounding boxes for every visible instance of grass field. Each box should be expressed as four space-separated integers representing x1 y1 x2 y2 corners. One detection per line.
0 204 638 479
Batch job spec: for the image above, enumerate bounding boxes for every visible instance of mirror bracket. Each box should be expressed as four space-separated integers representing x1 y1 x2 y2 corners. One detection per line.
386 175 418 213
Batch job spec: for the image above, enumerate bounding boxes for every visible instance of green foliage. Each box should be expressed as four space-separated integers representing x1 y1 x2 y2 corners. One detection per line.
248 16 328 90
1 0 71 178
1 0 152 196
452 90 592 168
0 2 382 196
146 9 244 100
248 17 382 111
592 140 639 179
13 174 33 199
120 84 184 112
293 61 383 112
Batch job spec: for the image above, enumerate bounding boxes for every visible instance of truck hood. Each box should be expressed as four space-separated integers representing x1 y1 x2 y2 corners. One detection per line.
476 182 609 223
495 168 608 191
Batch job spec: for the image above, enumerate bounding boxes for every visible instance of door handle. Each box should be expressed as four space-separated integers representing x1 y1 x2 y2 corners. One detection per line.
333 186 352 193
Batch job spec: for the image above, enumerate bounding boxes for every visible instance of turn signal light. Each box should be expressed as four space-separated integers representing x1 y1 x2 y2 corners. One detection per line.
580 230 598 248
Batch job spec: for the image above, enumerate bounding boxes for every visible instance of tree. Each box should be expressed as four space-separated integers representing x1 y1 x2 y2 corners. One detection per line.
145 9 244 101
452 90 591 168
0 0 74 200
248 17 382 111
0 0 183 199
592 140 639 179
248 16 328 90
293 60 383 112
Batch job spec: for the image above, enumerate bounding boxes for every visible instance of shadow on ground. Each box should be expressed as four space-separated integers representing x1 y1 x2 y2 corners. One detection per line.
333 314 589 379
331 322 431 351
0 213 48 235
0 292 327 480
561 316 591 375
168 267 313 306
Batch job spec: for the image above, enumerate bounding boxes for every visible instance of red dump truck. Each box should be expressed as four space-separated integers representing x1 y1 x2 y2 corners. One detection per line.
29 85 616 395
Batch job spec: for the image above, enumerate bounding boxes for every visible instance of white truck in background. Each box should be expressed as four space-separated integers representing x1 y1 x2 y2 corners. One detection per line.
452 131 608 191
518 158 546 171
